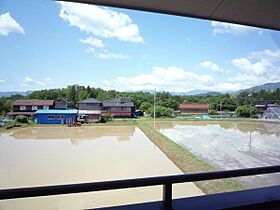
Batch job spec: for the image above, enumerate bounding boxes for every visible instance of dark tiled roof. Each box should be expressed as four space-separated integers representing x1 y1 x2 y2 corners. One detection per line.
79 98 101 104
103 98 134 107
13 100 54 106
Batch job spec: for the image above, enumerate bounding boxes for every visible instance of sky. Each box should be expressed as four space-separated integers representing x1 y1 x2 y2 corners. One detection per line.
0 0 280 93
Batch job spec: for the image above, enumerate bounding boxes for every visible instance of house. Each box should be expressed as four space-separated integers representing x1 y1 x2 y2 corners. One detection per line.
178 104 209 114
78 98 102 123
102 97 135 117
255 100 278 114
8 100 54 118
77 97 135 122
54 100 68 110
8 99 69 118
35 110 78 124
263 107 280 120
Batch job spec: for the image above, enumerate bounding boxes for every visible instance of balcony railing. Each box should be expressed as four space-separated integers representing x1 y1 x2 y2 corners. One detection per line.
1 165 280 209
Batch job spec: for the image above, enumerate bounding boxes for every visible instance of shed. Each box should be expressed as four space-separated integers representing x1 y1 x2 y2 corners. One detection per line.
178 104 209 114
35 110 78 124
263 107 280 120
78 110 101 123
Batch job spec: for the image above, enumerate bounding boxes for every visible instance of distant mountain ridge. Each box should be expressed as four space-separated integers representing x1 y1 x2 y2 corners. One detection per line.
1 82 280 98
0 91 33 97
238 82 280 93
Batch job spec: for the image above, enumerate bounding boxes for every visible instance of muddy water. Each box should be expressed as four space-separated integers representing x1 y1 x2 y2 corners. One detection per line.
0 126 203 210
154 121 280 189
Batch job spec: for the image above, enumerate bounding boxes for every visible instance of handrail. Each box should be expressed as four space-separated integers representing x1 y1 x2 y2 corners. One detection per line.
1 165 280 209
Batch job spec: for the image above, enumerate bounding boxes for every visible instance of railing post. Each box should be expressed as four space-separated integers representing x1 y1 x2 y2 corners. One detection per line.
163 182 172 210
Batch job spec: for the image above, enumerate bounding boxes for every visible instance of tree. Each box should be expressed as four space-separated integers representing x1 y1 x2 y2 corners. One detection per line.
140 102 152 112
67 85 78 108
235 105 256 118
147 106 174 118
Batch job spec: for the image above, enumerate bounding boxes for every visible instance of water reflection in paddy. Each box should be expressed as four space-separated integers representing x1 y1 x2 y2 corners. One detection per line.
0 126 203 210
155 121 280 189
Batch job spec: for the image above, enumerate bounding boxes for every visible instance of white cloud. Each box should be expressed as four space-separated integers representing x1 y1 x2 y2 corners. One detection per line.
211 21 258 36
101 49 280 93
22 77 51 87
86 48 129 59
59 2 143 42
102 66 213 92
199 61 228 73
95 51 130 59
0 79 7 83
24 77 33 83
0 12 24 36
21 83 29 87
35 81 46 86
249 49 280 62
229 49 280 87
85 47 96 53
79 37 105 48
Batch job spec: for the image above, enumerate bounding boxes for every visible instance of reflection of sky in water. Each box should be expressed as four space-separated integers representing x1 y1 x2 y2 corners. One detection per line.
158 122 280 188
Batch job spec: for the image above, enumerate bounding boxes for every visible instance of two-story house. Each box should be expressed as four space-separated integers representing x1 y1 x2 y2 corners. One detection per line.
8 100 55 118
102 98 135 117
8 100 69 119
78 98 102 123
77 97 135 123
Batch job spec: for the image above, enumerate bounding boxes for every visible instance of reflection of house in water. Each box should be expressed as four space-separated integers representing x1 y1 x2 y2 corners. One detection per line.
11 126 136 143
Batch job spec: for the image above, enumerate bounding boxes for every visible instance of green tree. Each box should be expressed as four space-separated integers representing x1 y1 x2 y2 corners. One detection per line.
140 102 152 112
67 85 78 108
147 106 174 118
235 105 256 118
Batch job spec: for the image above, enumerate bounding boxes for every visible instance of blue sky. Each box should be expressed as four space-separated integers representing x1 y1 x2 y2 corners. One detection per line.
0 0 279 92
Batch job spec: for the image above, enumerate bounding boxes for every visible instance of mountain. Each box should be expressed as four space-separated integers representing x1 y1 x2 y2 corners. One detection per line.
238 82 280 93
0 91 33 97
171 90 222 96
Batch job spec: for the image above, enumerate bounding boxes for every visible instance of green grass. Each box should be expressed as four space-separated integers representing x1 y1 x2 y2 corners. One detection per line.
136 121 244 194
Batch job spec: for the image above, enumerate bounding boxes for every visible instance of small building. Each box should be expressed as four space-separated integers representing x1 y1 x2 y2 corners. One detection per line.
178 104 209 114
54 100 68 110
102 98 135 117
8 100 54 118
263 107 280 120
78 98 102 123
78 110 101 123
255 100 278 114
35 110 77 124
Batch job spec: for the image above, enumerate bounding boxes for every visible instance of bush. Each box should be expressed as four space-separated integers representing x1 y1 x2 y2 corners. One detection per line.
15 115 28 123
209 110 218 115
235 105 256 118
147 106 174 118
100 114 113 123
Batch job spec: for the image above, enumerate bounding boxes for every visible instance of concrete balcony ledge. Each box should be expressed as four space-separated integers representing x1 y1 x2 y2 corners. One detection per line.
94 185 280 210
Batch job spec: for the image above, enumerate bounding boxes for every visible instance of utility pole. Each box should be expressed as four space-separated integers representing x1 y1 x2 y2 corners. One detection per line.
248 92 253 119
154 88 156 120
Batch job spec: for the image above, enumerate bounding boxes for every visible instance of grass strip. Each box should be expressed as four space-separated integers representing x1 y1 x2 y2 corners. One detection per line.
137 121 244 194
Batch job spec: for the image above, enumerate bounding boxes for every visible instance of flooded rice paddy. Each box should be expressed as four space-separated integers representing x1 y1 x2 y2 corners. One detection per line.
155 121 280 189
0 126 203 210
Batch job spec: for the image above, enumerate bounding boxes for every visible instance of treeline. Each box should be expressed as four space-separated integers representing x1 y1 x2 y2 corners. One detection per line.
1 85 280 117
